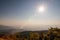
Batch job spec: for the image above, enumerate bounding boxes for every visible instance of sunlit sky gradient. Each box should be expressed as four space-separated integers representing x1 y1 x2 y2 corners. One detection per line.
0 0 60 26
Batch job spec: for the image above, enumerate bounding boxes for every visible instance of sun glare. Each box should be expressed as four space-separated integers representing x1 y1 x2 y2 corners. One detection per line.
38 6 45 12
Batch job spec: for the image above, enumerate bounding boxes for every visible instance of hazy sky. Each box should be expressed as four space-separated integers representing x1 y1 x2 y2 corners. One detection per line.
0 0 60 26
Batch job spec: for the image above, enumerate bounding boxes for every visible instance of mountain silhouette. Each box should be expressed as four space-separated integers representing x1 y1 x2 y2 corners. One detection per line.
0 25 25 36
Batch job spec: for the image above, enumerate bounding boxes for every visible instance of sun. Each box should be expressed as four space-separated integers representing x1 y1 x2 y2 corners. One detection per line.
38 6 45 12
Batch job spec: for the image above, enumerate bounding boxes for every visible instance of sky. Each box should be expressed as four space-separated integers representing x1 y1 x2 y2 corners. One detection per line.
0 0 60 27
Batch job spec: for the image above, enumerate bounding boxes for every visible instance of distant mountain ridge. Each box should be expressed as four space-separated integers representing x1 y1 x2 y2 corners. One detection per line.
0 25 22 35
0 25 50 33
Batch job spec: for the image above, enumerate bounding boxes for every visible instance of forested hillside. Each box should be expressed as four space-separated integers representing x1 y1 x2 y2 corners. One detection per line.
0 27 60 40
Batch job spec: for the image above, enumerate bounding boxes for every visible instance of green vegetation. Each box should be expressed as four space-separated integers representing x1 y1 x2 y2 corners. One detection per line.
0 27 60 40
